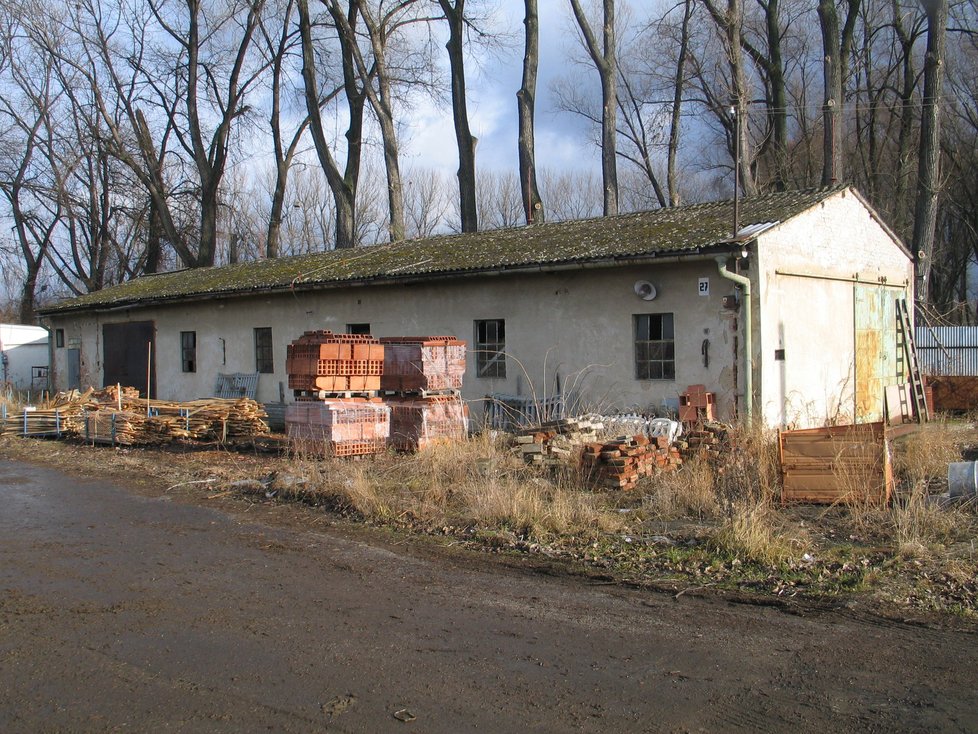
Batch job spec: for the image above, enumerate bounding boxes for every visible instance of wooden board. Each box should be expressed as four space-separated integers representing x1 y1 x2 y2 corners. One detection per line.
779 422 892 505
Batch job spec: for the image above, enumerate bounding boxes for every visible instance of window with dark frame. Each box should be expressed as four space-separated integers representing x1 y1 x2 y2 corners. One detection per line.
634 313 676 380
180 331 197 373
55 329 64 348
475 319 506 378
346 323 371 335
254 327 274 374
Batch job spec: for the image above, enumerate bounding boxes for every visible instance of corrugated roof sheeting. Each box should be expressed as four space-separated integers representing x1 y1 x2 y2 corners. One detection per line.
916 326 978 376
41 186 852 315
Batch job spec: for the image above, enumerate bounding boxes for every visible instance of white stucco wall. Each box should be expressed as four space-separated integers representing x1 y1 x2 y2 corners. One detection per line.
46 261 746 420
754 189 914 428
0 324 49 391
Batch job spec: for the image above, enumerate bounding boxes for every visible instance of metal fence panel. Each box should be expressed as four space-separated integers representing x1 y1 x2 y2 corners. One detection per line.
916 327 978 376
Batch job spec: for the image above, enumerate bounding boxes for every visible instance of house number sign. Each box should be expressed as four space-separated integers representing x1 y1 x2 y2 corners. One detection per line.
698 277 710 296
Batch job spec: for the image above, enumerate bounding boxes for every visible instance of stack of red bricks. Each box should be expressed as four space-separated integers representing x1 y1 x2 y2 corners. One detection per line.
380 336 468 451
285 399 390 457
581 435 683 490
285 331 389 456
387 394 468 451
679 384 716 423
286 330 384 394
380 336 465 393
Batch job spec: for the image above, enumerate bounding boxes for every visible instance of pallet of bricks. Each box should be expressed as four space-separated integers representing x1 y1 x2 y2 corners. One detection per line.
285 331 389 456
381 336 468 451
581 434 683 490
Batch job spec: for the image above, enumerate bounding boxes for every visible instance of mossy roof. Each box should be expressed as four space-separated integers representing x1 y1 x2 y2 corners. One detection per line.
42 186 850 315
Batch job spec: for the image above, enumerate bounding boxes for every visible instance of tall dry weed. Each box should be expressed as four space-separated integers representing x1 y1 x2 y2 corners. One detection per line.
645 457 718 520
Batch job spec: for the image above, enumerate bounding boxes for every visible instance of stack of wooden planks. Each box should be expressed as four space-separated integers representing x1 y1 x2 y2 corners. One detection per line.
581 435 683 490
779 422 892 505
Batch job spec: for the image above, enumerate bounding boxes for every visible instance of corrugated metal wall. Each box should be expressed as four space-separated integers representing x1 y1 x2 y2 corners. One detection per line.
916 326 978 376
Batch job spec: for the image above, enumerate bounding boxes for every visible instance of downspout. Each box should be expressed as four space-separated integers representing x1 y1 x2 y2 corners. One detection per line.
716 256 752 422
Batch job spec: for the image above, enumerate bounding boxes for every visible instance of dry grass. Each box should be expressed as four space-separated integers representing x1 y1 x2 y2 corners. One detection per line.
645 457 718 520
288 433 624 541
712 501 796 565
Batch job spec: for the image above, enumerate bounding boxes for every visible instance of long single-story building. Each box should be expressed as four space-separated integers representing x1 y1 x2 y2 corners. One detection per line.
38 186 913 428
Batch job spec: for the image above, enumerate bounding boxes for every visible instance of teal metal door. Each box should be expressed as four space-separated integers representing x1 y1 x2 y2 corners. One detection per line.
854 286 898 423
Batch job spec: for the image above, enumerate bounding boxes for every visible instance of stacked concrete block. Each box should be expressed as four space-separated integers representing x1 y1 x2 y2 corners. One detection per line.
286 330 384 394
679 384 716 423
285 399 390 457
379 336 466 394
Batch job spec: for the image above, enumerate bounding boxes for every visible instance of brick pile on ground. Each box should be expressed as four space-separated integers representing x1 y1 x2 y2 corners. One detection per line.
380 336 465 393
677 421 731 463
512 417 603 467
581 435 683 490
286 330 384 394
285 399 390 457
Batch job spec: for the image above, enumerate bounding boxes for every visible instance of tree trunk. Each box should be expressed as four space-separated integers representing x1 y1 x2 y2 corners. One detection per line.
518 0 543 224
764 0 788 190
342 0 405 242
297 0 359 249
817 0 841 186
145 197 163 274
912 0 949 306
727 0 756 195
569 0 618 216
667 0 692 207
438 0 478 232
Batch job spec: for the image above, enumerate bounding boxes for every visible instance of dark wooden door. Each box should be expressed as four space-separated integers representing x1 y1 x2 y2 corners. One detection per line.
102 321 156 397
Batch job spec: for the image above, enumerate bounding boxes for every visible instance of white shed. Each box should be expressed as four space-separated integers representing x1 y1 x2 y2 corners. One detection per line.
0 324 49 392
39 186 913 429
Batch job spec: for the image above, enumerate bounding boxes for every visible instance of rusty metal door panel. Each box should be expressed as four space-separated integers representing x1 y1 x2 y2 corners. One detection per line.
102 321 155 397
854 287 899 423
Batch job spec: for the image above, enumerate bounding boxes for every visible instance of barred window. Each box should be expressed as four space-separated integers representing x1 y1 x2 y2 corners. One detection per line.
475 319 506 378
634 314 675 380
254 327 274 374
180 331 196 373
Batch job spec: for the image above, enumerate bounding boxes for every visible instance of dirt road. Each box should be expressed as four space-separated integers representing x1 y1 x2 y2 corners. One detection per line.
1 459 975 733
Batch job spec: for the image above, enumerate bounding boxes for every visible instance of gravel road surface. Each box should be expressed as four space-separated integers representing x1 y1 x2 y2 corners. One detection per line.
1 459 975 732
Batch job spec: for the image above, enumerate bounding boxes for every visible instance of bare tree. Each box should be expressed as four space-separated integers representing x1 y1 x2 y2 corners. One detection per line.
297 0 365 249
817 0 861 186
518 0 543 223
911 0 949 304
259 0 310 258
437 0 478 232
0 11 62 321
568 0 618 216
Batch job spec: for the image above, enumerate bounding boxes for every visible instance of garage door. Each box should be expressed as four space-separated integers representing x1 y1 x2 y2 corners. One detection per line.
103 321 156 397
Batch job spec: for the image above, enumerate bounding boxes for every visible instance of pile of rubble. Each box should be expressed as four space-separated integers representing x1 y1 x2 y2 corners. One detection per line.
512 417 603 467
581 435 683 490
